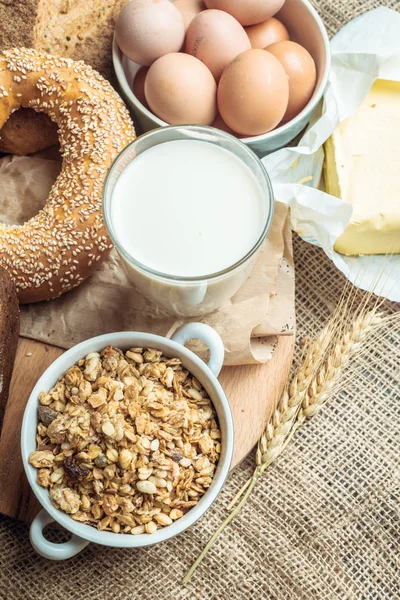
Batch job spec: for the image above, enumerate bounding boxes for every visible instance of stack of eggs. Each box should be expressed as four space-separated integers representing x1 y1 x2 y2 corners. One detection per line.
116 0 317 137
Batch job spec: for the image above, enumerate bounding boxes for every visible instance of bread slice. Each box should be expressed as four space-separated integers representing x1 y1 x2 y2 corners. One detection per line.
0 0 127 155
0 269 19 433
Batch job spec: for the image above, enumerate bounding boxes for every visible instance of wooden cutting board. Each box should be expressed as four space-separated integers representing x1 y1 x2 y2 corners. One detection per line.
0 334 294 523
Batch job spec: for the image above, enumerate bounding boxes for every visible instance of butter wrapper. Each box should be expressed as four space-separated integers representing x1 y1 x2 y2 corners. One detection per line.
263 7 400 302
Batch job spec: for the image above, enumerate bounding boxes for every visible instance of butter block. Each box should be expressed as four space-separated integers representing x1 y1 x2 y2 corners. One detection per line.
325 79 400 256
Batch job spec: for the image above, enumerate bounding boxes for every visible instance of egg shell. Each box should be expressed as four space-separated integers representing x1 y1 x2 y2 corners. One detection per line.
144 53 217 125
204 0 286 26
268 40 317 122
185 9 251 81
245 17 289 49
211 112 237 136
132 67 149 107
115 0 185 66
174 0 205 32
217 49 289 136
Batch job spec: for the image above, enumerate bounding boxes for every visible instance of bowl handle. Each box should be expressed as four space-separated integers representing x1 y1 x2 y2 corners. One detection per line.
171 323 225 377
30 509 90 560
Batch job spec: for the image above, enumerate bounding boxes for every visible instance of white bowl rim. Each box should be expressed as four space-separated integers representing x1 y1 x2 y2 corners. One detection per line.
21 330 234 548
112 0 331 145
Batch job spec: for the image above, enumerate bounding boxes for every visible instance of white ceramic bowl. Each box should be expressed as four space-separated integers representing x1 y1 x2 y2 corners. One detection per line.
21 323 234 560
112 0 330 156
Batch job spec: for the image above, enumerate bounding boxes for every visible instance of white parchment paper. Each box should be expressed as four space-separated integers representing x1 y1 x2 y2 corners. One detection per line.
262 7 400 302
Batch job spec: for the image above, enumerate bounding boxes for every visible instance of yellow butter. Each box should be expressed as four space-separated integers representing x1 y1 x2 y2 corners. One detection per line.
324 79 400 256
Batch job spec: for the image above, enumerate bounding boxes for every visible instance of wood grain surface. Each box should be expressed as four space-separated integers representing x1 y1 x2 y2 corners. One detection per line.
0 334 294 523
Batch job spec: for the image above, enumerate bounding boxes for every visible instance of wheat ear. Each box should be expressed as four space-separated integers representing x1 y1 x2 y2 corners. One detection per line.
299 310 382 421
225 324 331 510
182 306 387 585
230 309 383 511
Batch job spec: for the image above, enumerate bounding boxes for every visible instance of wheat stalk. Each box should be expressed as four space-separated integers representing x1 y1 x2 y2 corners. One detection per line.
224 324 331 509
182 300 391 585
228 304 381 509
229 310 385 513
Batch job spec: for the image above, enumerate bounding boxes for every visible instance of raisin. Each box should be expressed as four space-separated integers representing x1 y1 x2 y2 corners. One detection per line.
38 406 58 425
63 456 89 481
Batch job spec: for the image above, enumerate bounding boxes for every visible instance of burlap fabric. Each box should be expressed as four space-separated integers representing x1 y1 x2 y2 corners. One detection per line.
1 2 400 598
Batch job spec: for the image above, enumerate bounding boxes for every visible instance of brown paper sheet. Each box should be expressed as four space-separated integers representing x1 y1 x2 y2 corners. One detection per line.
0 153 295 365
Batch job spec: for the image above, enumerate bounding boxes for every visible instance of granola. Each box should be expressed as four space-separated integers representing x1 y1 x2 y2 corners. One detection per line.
29 346 221 534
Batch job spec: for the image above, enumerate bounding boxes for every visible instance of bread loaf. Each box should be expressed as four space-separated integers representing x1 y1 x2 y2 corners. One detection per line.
0 0 127 155
0 268 19 432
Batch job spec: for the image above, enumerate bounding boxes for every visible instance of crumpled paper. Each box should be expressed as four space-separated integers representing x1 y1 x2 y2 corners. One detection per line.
0 153 294 365
263 7 400 302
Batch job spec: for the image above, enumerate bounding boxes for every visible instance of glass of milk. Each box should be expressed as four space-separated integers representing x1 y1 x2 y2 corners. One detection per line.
103 125 274 317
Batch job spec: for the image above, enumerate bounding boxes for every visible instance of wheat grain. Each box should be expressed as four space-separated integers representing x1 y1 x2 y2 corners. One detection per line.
300 310 382 420
300 310 400 421
256 325 330 469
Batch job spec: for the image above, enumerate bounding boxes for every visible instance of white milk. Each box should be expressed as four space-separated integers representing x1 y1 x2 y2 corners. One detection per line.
109 138 271 316
111 140 266 277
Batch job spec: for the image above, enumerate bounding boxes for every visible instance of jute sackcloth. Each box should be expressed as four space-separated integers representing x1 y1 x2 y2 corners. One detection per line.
1 1 400 598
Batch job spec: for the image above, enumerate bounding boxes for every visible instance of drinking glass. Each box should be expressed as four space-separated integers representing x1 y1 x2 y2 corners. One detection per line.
102 125 274 317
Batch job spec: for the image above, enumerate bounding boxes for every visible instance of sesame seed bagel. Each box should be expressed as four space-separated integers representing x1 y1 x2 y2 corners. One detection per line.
0 48 136 303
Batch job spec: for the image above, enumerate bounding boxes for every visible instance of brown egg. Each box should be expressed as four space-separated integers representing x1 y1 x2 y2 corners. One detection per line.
145 53 217 125
132 67 149 107
174 0 205 32
245 17 289 49
217 49 289 136
268 40 317 122
115 0 185 66
204 0 286 26
211 112 237 136
185 9 251 81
